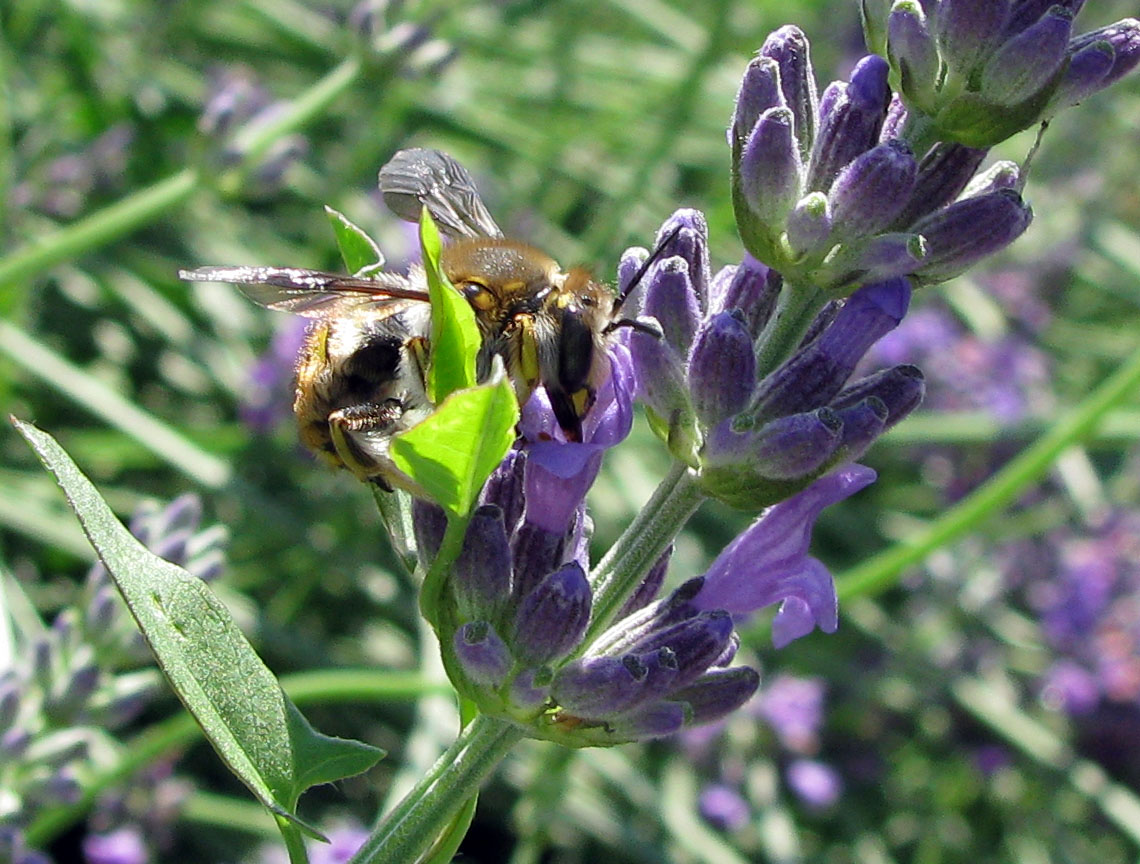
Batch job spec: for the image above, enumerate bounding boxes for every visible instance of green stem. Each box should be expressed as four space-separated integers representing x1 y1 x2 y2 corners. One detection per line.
419 514 469 629
753 279 827 380
836 339 1140 602
584 461 704 646
0 168 199 297
348 714 523 864
279 816 311 864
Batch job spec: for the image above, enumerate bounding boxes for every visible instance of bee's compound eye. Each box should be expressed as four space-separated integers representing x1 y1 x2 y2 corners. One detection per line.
461 281 496 312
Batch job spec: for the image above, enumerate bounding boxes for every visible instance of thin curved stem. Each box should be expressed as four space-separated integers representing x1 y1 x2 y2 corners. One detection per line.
348 714 523 864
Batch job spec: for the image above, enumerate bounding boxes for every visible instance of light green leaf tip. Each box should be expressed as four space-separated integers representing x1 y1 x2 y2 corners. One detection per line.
389 371 519 518
419 206 480 403
325 205 384 276
12 418 384 841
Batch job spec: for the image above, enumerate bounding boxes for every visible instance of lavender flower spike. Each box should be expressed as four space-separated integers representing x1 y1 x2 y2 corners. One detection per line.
694 464 877 646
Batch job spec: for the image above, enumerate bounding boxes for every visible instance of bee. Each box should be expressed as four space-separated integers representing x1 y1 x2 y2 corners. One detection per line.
180 148 658 491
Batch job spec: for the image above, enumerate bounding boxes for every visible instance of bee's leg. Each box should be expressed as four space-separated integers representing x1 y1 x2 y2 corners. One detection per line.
327 400 404 481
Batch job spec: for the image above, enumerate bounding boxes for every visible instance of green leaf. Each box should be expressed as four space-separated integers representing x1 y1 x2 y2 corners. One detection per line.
13 419 384 839
419 207 480 403
388 372 518 518
325 205 384 276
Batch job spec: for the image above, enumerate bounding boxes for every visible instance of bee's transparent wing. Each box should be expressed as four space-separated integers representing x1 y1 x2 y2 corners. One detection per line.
179 266 429 317
379 148 503 240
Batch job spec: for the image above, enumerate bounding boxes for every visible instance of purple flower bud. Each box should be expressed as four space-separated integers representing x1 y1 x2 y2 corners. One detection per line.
644 257 701 355
704 409 843 482
606 700 686 740
832 397 888 460
1067 19 1140 93
816 80 844 126
785 192 834 259
828 139 918 238
626 611 735 689
786 759 842 809
911 188 1033 283
981 7 1073 106
731 56 784 149
655 210 712 308
740 107 803 229
617 545 674 618
509 667 552 710
511 563 592 665
552 654 649 717
454 621 512 688
412 498 447 564
933 0 1012 75
617 246 649 312
1051 39 1116 108
699 783 751 831
509 521 564 601
454 505 512 623
713 631 740 667
673 666 761 726
759 26 818 158
807 55 892 193
83 827 149 864
880 92 909 141
688 312 756 427
694 465 877 644
629 328 693 427
893 143 990 228
832 364 926 429
751 279 912 420
708 255 780 338
86 585 119 634
479 448 527 533
888 1 940 106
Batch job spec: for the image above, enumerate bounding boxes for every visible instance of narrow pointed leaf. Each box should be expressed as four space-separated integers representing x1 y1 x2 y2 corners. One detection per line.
14 419 384 839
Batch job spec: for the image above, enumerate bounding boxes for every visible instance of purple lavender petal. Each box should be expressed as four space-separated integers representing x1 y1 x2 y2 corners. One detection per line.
694 465 876 627
454 505 512 622
607 700 686 740
1068 19 1140 92
552 654 649 717
83 827 149 864
893 142 990 229
654 209 712 306
703 409 843 481
911 188 1033 283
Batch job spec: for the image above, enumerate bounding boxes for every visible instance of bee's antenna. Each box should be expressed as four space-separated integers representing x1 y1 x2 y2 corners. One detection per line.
612 224 683 314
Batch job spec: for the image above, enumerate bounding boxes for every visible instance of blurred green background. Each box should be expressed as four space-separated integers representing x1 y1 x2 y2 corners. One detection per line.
3 0 1140 861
